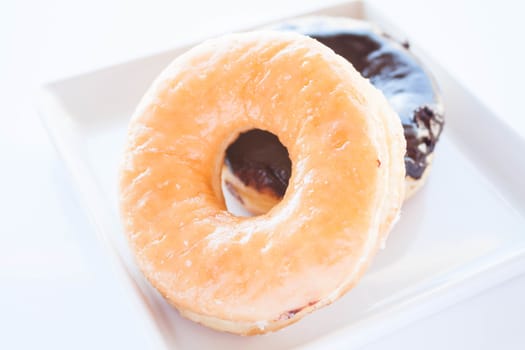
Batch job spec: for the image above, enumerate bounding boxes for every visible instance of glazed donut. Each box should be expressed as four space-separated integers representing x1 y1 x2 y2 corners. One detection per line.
119 31 405 334
223 17 444 214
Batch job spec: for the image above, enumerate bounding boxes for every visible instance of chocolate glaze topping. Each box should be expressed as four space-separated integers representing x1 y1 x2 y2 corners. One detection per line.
225 18 444 197
226 129 291 196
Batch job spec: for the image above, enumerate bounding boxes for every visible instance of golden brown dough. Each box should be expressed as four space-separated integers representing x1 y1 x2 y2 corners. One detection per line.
119 31 405 334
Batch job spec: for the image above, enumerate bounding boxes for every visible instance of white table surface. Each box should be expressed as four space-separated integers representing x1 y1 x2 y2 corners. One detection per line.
1 0 524 348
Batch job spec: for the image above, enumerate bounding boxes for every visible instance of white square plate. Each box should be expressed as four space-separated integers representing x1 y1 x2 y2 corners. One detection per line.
38 1 525 349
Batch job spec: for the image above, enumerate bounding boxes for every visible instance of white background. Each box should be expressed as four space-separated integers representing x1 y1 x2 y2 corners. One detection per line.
1 0 524 348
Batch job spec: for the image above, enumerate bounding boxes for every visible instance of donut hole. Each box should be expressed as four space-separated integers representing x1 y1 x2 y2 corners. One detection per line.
222 129 292 217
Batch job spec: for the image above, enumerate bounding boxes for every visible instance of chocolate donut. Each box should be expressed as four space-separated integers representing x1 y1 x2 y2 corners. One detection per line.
223 17 444 213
